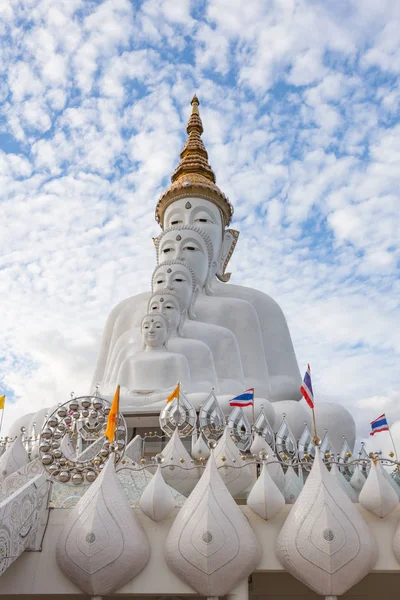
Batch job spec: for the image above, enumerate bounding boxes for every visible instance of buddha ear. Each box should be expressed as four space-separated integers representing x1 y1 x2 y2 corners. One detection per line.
153 235 161 263
188 287 198 319
216 229 240 282
178 309 186 336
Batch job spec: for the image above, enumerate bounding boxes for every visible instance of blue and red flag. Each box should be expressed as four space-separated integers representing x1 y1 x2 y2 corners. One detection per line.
300 364 314 409
229 388 254 408
370 414 389 436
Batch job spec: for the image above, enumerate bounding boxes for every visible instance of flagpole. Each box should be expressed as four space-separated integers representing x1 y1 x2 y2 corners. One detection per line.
0 397 5 438
388 425 399 462
252 388 255 428
311 406 320 446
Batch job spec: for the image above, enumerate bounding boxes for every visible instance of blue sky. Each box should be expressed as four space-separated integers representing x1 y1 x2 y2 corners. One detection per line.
0 0 399 450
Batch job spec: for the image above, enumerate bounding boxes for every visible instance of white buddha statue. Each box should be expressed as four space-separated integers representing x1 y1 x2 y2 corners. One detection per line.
146 289 219 392
154 225 270 396
117 313 191 395
92 96 301 403
105 271 244 394
152 259 245 392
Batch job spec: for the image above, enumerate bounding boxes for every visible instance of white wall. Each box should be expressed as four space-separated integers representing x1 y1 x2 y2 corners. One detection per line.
0 504 399 595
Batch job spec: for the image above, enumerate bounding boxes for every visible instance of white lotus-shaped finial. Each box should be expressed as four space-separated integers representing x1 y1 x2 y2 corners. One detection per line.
139 465 175 522
160 428 200 495
214 427 254 496
247 462 285 520
165 452 261 596
359 460 398 518
56 456 150 595
276 448 377 597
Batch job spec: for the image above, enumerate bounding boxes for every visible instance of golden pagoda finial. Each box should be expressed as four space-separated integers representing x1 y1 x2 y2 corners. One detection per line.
171 95 215 184
155 96 233 227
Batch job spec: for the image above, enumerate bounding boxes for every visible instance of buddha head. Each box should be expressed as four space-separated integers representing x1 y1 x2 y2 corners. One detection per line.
154 225 214 294
141 313 169 350
152 260 197 318
155 97 239 282
162 198 239 282
148 290 184 336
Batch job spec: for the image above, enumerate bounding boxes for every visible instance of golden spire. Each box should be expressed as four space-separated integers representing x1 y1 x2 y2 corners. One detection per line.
155 96 233 228
171 95 216 184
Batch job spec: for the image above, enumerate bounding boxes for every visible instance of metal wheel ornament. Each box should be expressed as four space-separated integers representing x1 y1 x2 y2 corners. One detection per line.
159 390 196 437
227 406 252 452
198 390 225 441
39 395 127 485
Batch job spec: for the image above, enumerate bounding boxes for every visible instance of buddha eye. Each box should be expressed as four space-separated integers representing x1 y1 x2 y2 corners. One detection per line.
175 278 183 282
196 218 209 223
151 306 157 310
156 324 162 328
157 279 163 284
171 219 182 225
186 246 196 251
163 248 172 254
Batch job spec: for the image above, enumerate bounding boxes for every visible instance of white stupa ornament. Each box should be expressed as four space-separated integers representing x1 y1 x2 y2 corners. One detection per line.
283 465 303 504
250 433 271 456
247 461 285 520
0 434 29 480
165 451 261 596
358 460 399 518
160 428 199 495
391 512 400 565
276 448 377 598
56 454 150 595
350 462 366 492
249 434 285 492
330 462 359 503
381 464 400 499
214 426 254 496
191 433 211 460
139 464 175 522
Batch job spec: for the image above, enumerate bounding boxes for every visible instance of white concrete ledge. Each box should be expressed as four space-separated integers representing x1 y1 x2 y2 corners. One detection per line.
0 504 399 595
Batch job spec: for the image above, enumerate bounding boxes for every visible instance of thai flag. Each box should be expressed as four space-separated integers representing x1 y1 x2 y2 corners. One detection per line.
370 414 389 436
300 364 314 409
229 388 254 407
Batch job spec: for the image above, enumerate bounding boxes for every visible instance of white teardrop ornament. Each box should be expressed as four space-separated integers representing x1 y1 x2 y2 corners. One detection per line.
350 463 366 492
283 465 302 504
247 462 285 520
276 448 377 597
192 434 211 461
56 455 150 595
161 428 200 496
330 462 359 503
359 460 398 518
214 427 254 496
165 453 261 596
140 465 175 522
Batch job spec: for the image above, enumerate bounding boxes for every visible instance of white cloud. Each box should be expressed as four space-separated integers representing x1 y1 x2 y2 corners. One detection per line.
0 0 399 450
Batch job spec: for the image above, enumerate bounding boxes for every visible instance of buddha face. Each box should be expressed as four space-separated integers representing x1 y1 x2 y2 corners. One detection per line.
148 293 181 333
164 198 223 262
141 315 167 348
153 264 193 311
158 229 210 288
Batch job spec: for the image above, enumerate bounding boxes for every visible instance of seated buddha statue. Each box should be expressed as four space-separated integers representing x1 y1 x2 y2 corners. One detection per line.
147 289 220 392
92 96 301 403
112 290 221 393
151 259 245 392
117 314 191 395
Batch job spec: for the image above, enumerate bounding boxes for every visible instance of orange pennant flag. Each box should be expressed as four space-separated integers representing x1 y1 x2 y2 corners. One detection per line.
105 385 120 442
167 382 180 404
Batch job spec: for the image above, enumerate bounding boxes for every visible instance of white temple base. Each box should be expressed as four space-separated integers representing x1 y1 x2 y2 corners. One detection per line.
1 504 399 596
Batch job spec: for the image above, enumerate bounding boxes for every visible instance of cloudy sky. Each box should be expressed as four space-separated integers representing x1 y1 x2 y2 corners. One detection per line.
0 0 399 451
